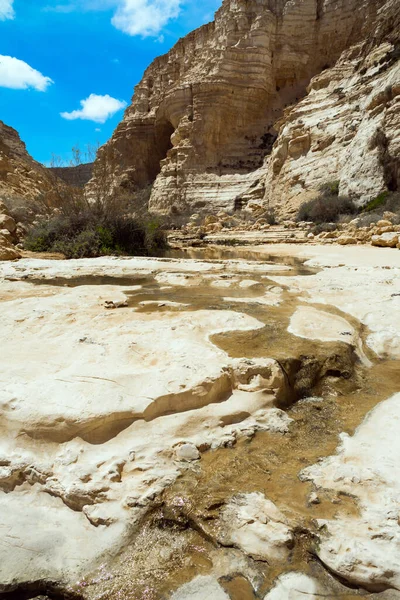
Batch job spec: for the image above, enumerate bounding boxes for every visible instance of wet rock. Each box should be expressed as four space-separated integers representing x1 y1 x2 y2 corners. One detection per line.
308 492 320 505
218 493 293 562
170 575 230 600
302 393 400 591
264 572 324 599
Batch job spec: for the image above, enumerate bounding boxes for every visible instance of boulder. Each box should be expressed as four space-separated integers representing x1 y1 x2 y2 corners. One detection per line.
0 229 14 244
371 232 399 248
0 237 21 260
337 235 357 245
0 214 16 233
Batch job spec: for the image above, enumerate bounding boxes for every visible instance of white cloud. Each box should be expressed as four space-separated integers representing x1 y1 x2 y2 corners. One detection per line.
112 0 181 37
43 0 182 37
0 55 53 91
0 0 14 20
60 93 127 123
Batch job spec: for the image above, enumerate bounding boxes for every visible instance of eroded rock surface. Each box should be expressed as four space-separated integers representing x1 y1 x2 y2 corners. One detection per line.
1 246 400 599
0 255 293 592
303 392 400 591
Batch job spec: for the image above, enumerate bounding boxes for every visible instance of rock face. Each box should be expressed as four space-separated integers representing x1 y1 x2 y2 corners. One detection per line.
88 0 399 218
49 163 94 188
0 120 65 207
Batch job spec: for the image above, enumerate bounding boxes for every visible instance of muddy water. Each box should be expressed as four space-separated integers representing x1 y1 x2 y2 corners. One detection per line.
26 250 399 600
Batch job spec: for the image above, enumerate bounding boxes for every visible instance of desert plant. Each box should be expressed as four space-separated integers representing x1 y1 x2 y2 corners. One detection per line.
361 191 400 222
297 180 357 224
362 191 390 212
25 209 167 258
298 193 357 224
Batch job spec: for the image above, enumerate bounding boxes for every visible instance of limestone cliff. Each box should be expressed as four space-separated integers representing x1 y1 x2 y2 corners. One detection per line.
264 0 400 216
0 120 65 207
89 0 399 217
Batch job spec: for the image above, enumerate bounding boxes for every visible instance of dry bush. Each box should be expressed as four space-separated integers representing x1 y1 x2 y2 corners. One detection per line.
297 181 357 223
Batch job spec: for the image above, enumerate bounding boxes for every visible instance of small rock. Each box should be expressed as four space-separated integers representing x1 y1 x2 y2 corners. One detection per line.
175 443 200 461
104 299 128 309
309 492 321 505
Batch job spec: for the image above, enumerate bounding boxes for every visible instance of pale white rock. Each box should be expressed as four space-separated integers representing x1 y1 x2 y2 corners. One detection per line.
264 572 324 599
289 306 355 345
0 256 292 588
302 393 400 591
224 290 281 306
104 298 128 309
371 233 399 248
269 247 400 360
175 443 200 461
238 279 262 289
170 575 230 600
210 278 238 288
138 300 189 308
218 492 293 562
0 486 126 591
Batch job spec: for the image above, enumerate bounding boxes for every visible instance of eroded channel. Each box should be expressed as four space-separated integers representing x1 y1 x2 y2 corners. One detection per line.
1 249 400 600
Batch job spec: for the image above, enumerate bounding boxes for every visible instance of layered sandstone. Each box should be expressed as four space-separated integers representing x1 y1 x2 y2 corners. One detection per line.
0 120 66 207
264 0 400 216
89 0 399 218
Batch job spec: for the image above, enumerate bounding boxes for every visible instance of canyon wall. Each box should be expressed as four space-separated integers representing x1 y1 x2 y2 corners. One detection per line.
0 120 64 206
88 0 399 218
49 163 94 189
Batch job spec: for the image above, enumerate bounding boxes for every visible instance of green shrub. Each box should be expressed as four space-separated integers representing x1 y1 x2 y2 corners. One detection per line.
362 191 400 215
298 194 357 224
363 191 390 212
319 180 340 196
25 211 167 258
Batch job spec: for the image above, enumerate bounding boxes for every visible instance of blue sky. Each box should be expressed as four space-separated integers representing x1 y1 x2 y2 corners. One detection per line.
0 0 220 165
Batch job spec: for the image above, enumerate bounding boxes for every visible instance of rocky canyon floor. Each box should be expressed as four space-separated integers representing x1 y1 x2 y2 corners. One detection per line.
1 244 400 599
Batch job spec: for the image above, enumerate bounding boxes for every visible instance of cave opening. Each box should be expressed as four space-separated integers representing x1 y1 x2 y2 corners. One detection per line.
151 119 175 181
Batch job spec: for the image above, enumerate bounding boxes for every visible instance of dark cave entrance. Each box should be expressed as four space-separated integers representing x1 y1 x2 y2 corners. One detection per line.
151 119 175 181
